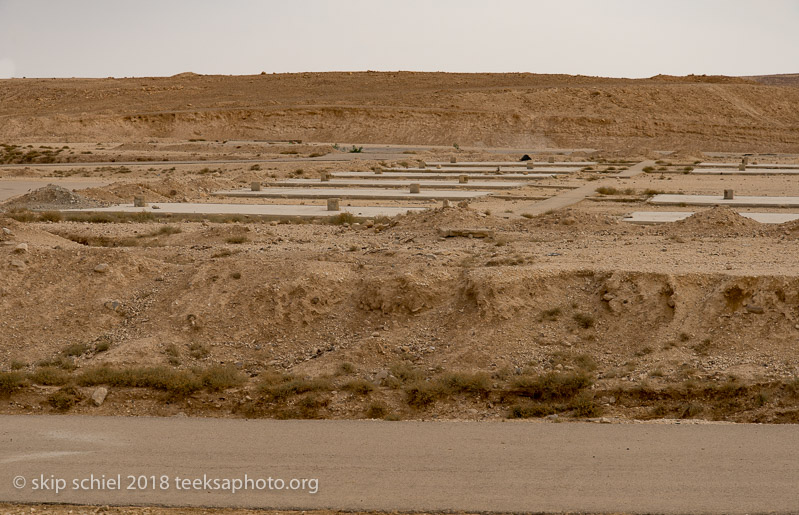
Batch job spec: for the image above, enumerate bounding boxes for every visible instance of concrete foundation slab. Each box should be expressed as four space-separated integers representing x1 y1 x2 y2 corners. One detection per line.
213 188 491 201
423 161 595 167
63 202 426 219
332 172 554 180
692 168 799 176
696 162 799 169
623 211 799 225
649 194 799 208
269 179 523 190
390 166 579 173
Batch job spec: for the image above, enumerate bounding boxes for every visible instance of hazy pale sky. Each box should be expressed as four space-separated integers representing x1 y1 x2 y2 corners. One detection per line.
1 0 797 79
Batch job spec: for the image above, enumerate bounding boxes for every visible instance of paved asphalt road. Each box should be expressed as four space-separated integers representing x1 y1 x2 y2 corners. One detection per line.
1 415 798 513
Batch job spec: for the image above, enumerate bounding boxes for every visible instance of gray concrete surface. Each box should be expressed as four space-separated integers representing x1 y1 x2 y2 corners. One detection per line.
622 211 799 225
693 168 799 175
270 179 523 190
384 166 579 173
2 415 799 514
424 161 595 167
332 172 555 180
64 203 426 218
650 194 799 208
696 162 799 169
212 188 491 201
0 179 111 202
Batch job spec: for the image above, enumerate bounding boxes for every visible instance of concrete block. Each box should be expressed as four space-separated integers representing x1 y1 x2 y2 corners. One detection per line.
133 196 146 207
724 189 734 200
738 163 746 171
526 161 535 169
250 182 261 191
450 157 457 163
742 157 749 165
327 198 340 211
374 168 383 174
321 174 331 182
410 183 421 194
548 156 555 163
458 175 468 184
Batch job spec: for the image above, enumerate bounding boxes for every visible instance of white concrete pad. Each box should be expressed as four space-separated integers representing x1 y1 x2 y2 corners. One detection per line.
692 168 799 176
385 167 578 174
623 211 799 225
696 162 799 169
424 161 595 167
63 202 426 218
649 194 799 208
333 172 554 180
213 188 491 201
270 179 522 190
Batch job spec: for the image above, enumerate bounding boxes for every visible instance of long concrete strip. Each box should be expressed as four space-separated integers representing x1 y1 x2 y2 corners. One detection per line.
63 203 426 218
269 179 523 190
692 168 799 176
424 161 596 167
2 415 799 514
696 162 799 169
650 194 799 208
384 166 580 173
623 211 799 225
332 172 555 180
212 188 491 201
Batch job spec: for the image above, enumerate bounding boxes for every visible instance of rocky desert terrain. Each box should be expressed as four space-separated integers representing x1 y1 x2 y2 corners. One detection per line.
1 72 799 425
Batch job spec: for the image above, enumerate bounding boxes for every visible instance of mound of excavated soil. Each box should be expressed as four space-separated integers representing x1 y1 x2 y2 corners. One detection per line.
389 206 499 237
1 184 105 211
664 206 765 237
81 178 236 204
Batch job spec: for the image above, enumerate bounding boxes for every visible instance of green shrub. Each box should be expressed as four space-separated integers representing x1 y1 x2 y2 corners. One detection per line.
572 312 595 329
341 379 374 396
404 381 443 408
440 372 491 397
63 343 91 357
200 365 244 392
0 371 27 395
261 377 332 402
366 402 388 419
510 372 593 401
507 402 555 419
48 386 83 411
29 367 71 386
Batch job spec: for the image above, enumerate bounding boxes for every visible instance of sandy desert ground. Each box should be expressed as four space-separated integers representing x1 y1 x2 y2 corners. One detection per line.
1 72 799 426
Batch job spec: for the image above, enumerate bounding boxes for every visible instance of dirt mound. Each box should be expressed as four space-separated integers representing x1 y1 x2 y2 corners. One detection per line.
665 207 765 237
1 184 104 211
389 205 499 237
81 178 235 204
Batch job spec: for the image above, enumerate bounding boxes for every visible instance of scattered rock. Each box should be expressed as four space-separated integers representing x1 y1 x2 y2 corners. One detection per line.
94 263 110 274
104 300 122 312
13 243 28 253
9 259 25 270
2 227 13 236
91 387 108 406
745 305 764 314
437 227 495 239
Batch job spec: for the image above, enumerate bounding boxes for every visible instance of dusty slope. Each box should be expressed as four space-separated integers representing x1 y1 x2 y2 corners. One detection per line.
2 72 799 151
